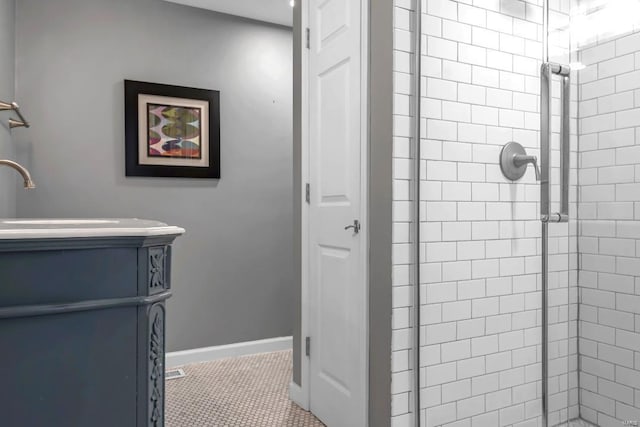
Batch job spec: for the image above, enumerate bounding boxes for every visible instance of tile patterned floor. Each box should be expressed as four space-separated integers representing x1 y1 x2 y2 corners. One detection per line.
166 350 325 427
167 354 603 427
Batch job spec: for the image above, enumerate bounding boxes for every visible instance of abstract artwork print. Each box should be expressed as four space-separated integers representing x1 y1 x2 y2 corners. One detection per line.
147 104 202 159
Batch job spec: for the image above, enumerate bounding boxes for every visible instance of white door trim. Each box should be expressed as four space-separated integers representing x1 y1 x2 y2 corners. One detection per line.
360 0 370 424
296 0 369 423
293 0 311 411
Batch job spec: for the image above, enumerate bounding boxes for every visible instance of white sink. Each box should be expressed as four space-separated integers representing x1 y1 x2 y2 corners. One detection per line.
3 219 121 225
0 218 185 239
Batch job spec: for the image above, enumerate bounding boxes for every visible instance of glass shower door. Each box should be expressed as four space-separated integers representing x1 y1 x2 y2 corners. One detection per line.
547 1 640 426
398 0 639 425
544 4 578 426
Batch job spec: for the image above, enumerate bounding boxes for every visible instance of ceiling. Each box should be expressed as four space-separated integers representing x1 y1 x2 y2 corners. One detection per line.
164 0 293 27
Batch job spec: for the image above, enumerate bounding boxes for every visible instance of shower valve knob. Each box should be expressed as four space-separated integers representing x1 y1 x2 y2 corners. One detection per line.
500 142 540 181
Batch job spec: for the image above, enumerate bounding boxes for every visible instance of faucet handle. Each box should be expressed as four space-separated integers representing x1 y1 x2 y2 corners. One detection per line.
500 142 540 182
513 154 541 181
531 157 541 181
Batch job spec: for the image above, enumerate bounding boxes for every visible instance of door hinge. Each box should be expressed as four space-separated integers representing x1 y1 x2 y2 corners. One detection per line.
306 28 310 49
305 183 310 203
305 336 311 357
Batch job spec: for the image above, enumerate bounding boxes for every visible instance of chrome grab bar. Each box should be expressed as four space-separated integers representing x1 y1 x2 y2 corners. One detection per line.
540 62 570 223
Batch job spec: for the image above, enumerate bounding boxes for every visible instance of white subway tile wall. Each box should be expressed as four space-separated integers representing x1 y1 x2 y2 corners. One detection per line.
577 27 640 427
392 0 581 426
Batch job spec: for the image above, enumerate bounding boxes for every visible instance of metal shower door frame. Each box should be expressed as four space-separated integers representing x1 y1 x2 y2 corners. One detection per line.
540 61 571 427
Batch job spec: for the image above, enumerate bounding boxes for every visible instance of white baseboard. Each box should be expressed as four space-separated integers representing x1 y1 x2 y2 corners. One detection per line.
289 381 309 410
166 336 293 369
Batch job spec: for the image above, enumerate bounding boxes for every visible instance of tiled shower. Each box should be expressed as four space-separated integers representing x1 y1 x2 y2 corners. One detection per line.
391 0 640 426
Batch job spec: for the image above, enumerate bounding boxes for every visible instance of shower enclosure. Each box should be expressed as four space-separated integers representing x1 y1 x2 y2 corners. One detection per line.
390 0 640 426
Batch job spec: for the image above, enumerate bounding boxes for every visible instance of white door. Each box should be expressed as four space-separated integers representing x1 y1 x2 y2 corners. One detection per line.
307 0 366 426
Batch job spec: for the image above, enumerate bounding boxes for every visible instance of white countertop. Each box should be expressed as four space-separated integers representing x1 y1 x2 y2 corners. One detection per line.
0 219 186 239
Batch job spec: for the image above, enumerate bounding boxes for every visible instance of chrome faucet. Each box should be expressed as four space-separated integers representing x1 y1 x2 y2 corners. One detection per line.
0 159 35 189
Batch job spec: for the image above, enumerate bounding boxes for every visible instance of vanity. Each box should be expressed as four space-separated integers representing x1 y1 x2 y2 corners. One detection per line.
0 219 184 427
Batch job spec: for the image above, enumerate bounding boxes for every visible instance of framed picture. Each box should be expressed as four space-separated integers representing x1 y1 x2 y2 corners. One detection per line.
124 80 220 178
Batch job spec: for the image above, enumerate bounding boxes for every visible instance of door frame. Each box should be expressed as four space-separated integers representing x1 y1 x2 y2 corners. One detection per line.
298 0 370 423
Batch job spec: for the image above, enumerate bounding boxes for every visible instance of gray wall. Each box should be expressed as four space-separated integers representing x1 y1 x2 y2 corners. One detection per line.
0 0 16 218
368 2 393 424
14 0 293 352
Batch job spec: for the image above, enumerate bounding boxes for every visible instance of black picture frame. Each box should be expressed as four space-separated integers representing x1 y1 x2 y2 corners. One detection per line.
124 80 220 179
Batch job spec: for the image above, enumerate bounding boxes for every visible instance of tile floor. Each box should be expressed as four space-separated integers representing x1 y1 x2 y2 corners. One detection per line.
166 352 604 427
166 350 325 427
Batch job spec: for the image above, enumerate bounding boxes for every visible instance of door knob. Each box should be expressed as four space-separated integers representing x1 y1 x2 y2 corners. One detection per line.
344 220 361 234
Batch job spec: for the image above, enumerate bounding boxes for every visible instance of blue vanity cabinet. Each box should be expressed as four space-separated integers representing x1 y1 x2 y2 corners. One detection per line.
0 233 180 427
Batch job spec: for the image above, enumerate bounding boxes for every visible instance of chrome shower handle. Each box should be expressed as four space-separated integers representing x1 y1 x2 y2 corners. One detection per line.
499 142 540 181
513 154 540 181
540 62 570 224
